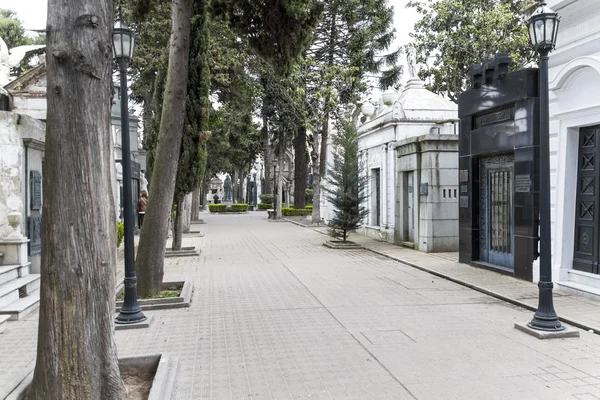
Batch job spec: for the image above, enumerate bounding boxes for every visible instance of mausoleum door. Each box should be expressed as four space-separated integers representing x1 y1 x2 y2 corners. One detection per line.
573 125 600 275
479 155 515 270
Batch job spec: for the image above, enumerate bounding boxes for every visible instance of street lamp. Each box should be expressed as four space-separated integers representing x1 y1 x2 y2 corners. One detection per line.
271 160 278 210
528 1 562 332
114 5 146 325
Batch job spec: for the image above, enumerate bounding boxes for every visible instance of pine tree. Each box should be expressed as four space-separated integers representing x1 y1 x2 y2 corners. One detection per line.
324 119 368 242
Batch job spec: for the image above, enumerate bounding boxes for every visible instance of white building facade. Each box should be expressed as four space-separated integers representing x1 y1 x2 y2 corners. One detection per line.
355 78 460 252
547 0 600 297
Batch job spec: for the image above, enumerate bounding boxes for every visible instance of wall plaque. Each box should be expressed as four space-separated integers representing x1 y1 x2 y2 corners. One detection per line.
475 107 512 128
461 184 468 193
460 196 469 208
460 169 469 182
419 183 429 196
30 171 42 211
29 215 42 255
515 174 531 193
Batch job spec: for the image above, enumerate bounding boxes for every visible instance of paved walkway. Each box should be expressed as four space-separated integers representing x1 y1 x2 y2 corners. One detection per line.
310 226 600 334
1 213 600 399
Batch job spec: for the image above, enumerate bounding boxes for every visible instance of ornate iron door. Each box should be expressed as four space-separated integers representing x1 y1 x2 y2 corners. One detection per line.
480 155 515 269
573 126 600 274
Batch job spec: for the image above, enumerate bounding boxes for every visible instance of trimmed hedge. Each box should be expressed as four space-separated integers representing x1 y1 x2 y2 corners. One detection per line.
231 204 248 212
259 194 274 204
257 203 271 210
282 208 312 216
209 204 227 213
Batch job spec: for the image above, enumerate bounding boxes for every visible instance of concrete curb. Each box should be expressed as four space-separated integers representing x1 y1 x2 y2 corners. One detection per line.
309 227 600 335
3 354 179 400
116 280 192 312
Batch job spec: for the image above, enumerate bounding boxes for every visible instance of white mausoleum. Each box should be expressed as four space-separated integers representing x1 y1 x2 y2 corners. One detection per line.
355 77 460 252
547 0 600 298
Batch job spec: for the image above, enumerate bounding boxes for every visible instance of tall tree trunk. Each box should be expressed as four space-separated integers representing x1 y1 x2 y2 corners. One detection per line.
311 143 322 225
319 114 330 177
190 188 200 221
276 152 284 219
261 90 271 195
182 193 192 233
294 124 307 209
136 0 194 297
27 1 126 399
172 198 183 251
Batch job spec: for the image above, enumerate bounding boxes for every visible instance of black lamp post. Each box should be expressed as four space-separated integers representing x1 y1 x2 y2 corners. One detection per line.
528 0 562 332
114 5 146 325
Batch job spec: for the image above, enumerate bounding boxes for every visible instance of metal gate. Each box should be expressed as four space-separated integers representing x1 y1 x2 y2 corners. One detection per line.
480 156 514 269
573 125 600 274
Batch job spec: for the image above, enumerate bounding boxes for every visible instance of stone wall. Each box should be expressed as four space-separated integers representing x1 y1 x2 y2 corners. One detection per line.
0 111 45 239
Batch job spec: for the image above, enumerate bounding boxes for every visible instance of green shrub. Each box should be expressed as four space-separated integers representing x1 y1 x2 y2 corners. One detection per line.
208 204 227 213
305 188 314 204
282 208 312 216
117 222 124 248
306 205 313 210
231 204 248 212
257 203 271 210
259 194 274 204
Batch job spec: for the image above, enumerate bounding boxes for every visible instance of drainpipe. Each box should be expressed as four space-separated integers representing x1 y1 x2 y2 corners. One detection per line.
24 140 29 234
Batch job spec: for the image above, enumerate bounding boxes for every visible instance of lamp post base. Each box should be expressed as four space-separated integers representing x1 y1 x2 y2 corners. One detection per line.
529 281 564 331
115 308 147 325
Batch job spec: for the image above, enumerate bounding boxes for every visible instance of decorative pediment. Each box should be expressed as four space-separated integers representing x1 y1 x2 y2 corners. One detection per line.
5 62 47 96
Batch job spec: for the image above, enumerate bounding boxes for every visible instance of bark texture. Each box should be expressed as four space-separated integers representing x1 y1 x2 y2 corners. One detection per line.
190 188 200 221
136 0 194 296
311 143 322 225
27 1 126 399
276 153 284 219
294 125 308 209
172 198 183 251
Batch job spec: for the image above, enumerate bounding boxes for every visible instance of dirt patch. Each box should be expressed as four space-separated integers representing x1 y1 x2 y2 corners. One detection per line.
123 370 154 400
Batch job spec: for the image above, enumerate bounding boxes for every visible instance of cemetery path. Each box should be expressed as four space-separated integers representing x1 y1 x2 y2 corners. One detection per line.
1 212 600 399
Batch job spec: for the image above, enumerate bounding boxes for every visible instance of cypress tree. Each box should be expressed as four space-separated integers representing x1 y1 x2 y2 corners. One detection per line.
324 119 368 242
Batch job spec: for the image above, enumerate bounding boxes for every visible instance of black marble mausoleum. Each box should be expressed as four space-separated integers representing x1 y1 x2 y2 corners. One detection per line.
458 54 540 281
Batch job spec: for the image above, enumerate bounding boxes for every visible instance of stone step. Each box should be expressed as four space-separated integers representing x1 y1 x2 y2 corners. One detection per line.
0 275 41 308
0 289 40 321
566 269 600 290
0 265 20 286
0 314 10 334
557 281 600 302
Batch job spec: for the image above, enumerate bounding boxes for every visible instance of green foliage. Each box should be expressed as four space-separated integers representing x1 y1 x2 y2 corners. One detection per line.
257 203 272 210
117 222 125 248
408 0 534 102
209 204 227 213
231 204 249 212
260 194 275 204
211 0 324 76
305 189 314 204
324 119 368 242
174 1 211 204
282 208 312 216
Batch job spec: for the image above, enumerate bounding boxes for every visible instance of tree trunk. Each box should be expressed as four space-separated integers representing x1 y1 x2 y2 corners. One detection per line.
136 0 194 297
27 1 126 399
182 193 192 233
190 188 200 221
319 114 330 177
262 94 271 195
294 124 307 209
311 145 322 225
276 152 284 219
172 198 183 251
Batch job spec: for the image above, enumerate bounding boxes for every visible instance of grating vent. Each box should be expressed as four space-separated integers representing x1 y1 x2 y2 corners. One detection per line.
18 288 26 298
